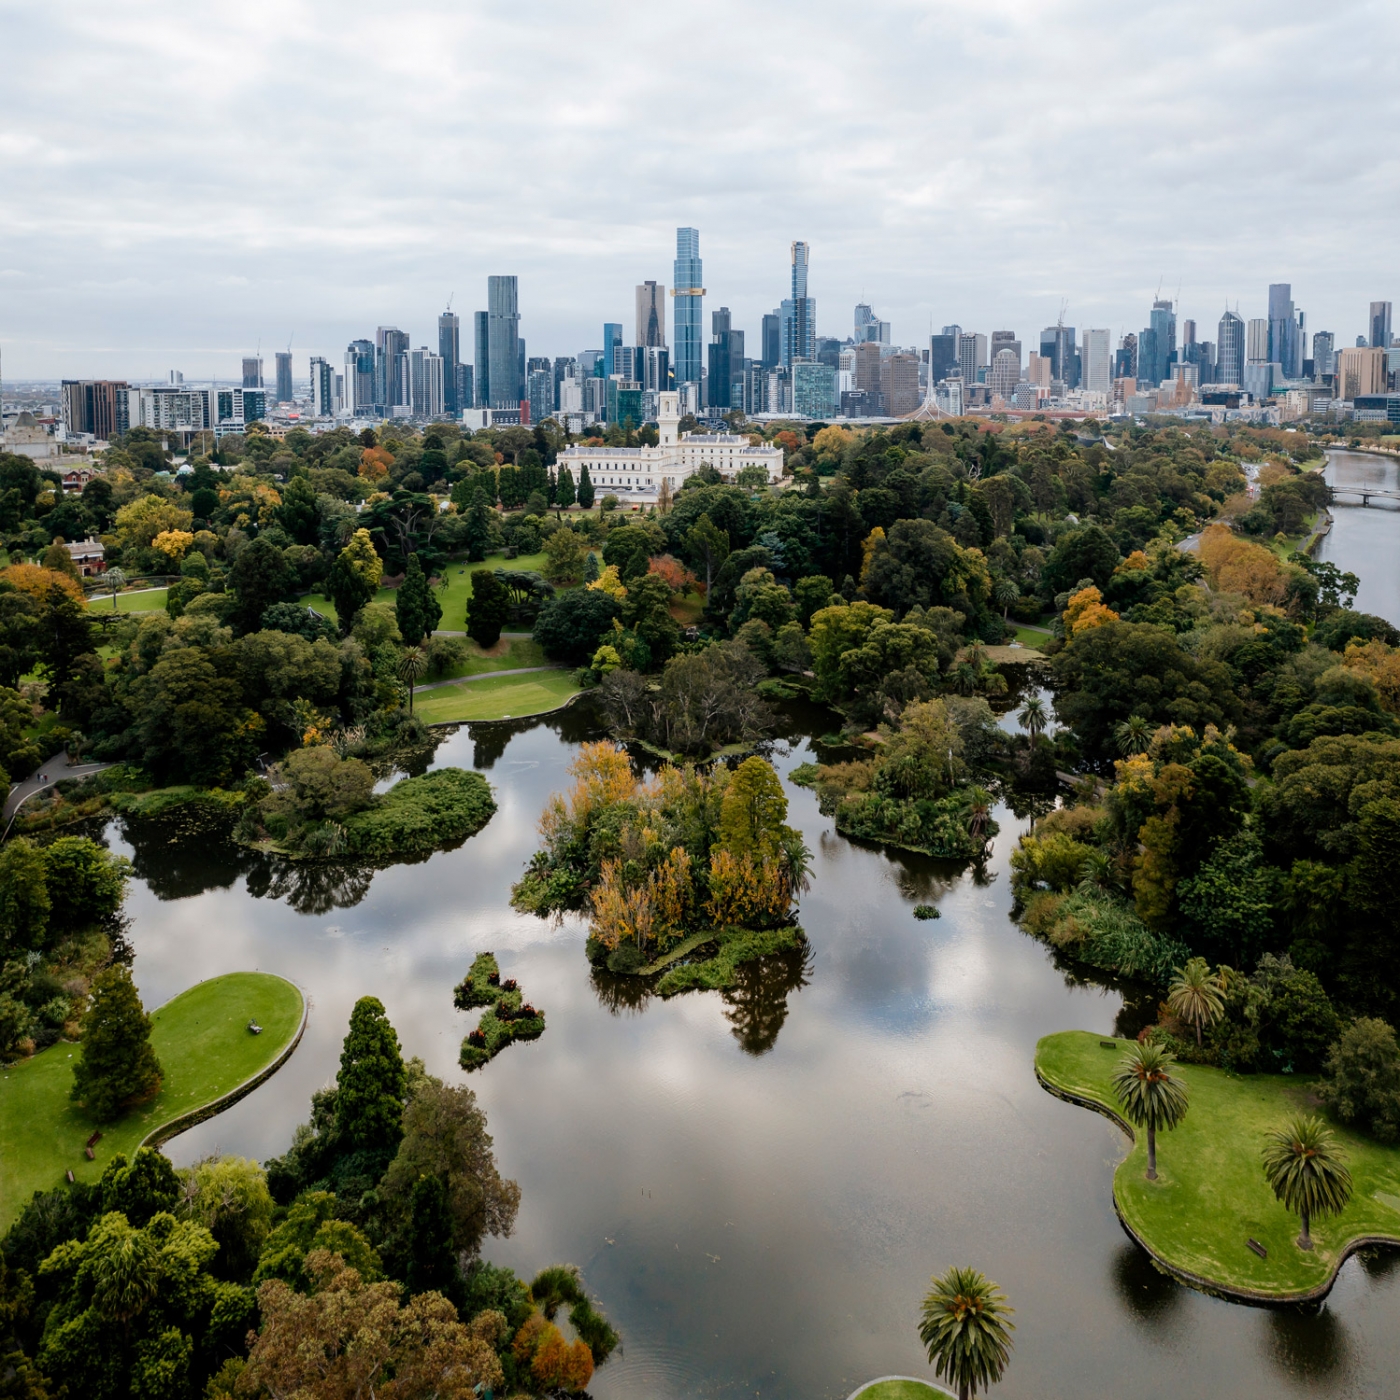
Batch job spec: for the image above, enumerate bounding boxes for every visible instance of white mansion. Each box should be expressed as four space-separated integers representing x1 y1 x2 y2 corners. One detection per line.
555 392 784 505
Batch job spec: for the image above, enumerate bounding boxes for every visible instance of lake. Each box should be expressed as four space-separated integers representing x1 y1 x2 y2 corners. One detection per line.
109 534 1400 1399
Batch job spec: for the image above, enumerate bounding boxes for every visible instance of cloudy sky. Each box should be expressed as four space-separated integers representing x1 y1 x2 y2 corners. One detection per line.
2 0 1397 381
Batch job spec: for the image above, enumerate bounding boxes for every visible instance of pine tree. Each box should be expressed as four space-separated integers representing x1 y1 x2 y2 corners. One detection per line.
335 996 407 1153
70 966 163 1123
497 465 523 510
395 553 441 647
405 1174 458 1297
555 465 576 510
577 463 595 511
466 571 511 648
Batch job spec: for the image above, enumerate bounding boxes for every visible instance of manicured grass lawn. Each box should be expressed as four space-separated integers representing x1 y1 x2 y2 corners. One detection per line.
849 1381 953 1400
1036 1030 1400 1299
1011 624 1052 649
0 972 303 1230
427 636 546 680
669 590 704 625
414 668 581 724
86 587 168 614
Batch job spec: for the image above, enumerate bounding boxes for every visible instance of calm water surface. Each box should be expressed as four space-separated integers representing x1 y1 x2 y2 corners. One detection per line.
110 552 1400 1398
1318 450 1400 625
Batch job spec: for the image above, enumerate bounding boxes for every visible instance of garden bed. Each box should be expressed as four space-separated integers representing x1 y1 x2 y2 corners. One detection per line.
453 953 546 1070
1035 1030 1400 1302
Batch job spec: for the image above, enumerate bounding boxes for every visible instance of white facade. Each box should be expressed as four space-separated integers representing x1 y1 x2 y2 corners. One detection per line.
556 392 783 505
1082 329 1112 395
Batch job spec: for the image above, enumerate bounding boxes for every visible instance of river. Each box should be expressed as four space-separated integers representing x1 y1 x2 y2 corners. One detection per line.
105 600 1400 1399
1316 449 1400 625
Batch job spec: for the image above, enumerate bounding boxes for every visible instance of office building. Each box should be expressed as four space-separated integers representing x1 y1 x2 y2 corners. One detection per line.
242 357 263 390
1243 363 1278 402
793 360 838 419
274 352 296 403
761 312 781 370
1336 346 1388 399
527 364 555 425
1371 302 1393 350
472 312 490 408
988 349 1021 401
990 332 1022 370
881 352 921 416
344 340 375 416
1245 317 1270 365
557 391 782 504
1136 301 1175 386
1217 311 1245 386
641 345 670 393
930 331 960 383
1312 331 1335 379
438 309 461 414
310 357 336 417
855 303 891 344
1268 284 1301 378
636 281 666 348
854 342 884 412
958 332 988 386
602 323 623 379
1114 333 1137 381
672 228 705 395
60 380 128 440
122 386 213 433
409 348 445 418
1079 329 1111 396
780 241 816 367
707 308 745 412
217 388 266 426
486 276 522 410
1039 324 1078 388
374 327 409 414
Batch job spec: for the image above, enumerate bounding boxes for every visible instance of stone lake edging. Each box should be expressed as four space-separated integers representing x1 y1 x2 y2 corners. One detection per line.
845 1376 956 1400
1034 1064 1400 1307
140 977 309 1150
426 687 588 729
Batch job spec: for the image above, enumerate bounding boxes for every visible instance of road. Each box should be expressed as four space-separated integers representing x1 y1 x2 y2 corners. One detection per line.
3 751 113 829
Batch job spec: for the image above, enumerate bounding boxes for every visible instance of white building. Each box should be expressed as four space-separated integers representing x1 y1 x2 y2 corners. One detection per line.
1081 329 1112 396
555 392 783 505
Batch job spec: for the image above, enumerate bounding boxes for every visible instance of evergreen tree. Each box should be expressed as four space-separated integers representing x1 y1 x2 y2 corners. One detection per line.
335 996 407 1153
466 570 511 649
70 966 163 1123
555 465 576 510
0 838 51 955
395 553 441 647
326 528 383 635
583 550 601 583
576 463 595 510
405 1174 458 1297
497 465 523 510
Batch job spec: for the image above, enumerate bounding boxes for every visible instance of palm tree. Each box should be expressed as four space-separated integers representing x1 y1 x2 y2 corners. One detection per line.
1114 714 1152 756
101 566 127 611
398 646 429 714
965 787 992 841
918 1266 1015 1400
1017 696 1047 744
1262 1115 1353 1251
1111 1041 1189 1180
1167 958 1225 1046
993 576 1020 620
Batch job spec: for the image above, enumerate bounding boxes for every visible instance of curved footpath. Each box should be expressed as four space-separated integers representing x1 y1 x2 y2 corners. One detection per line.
1035 1030 1400 1305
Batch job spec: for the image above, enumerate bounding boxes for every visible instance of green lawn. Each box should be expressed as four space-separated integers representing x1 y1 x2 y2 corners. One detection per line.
1036 1030 1400 1299
427 636 546 680
848 1380 953 1400
1010 624 1051 649
86 587 168 614
414 669 580 724
0 972 304 1229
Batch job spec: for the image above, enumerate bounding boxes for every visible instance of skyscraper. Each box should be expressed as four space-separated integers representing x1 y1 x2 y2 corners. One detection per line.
707 308 745 412
781 241 815 367
1138 300 1175 385
636 282 666 348
930 331 960 382
672 228 704 394
410 348 445 418
1039 325 1077 387
1216 310 1245 386
438 309 461 415
344 340 375 416
310 357 334 417
274 351 293 403
1246 317 1269 364
990 332 1022 372
957 333 988 385
761 313 781 370
1370 302 1393 349
375 327 409 413
1268 284 1300 378
1311 331 1335 379
603 323 623 379
473 312 490 408
486 276 521 410
1081 329 1111 395
242 357 263 390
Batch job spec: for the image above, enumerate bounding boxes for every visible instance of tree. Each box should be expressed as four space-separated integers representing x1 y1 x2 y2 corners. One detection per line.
533 587 621 665
1114 714 1152 755
394 553 441 648
918 1266 1014 1400
602 524 659 583
544 527 587 584
465 569 510 649
380 1074 521 1259
0 584 41 689
276 747 374 821
1041 523 1120 595
1111 1041 1188 1180
276 474 320 545
1262 1115 1353 1250
620 571 680 664
718 757 790 858
178 1155 274 1282
229 537 296 635
1320 1018 1400 1142
36 582 96 695
241 1251 506 1400
70 966 163 1123
398 646 428 714
1167 958 1225 1046
554 464 576 510
684 513 729 597
1017 697 1047 744
335 997 407 1154
100 1147 180 1225
576 462 595 510
405 1175 457 1297
0 838 51 955
326 529 383 635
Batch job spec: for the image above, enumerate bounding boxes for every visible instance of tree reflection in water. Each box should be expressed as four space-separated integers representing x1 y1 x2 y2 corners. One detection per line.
117 815 259 901
1110 1241 1182 1328
246 859 376 915
1264 1304 1353 1386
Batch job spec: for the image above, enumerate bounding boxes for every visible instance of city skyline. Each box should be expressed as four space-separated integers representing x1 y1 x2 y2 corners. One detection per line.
2 1 1398 379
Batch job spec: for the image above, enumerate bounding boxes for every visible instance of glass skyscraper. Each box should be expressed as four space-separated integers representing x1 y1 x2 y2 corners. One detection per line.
438 309 460 414
781 241 815 367
672 227 704 394
486 276 521 410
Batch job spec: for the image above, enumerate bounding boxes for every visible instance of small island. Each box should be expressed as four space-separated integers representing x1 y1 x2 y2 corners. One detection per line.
511 742 808 991
1035 1030 1400 1302
454 952 546 1069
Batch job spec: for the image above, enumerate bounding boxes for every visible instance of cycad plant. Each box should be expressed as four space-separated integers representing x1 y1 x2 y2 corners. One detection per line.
918 1266 1014 1400
1167 958 1225 1046
1262 1115 1353 1251
1111 1041 1189 1180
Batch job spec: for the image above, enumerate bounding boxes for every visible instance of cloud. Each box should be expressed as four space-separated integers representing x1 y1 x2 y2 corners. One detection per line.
1 0 1396 377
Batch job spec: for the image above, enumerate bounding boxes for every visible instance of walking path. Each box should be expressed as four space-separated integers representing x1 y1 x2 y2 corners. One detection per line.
4 751 113 828
412 665 564 695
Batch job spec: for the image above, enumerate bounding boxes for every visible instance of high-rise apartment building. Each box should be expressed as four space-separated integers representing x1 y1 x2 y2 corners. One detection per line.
473 312 490 408
375 327 410 413
410 347 445 418
1217 310 1245 386
273 352 293 402
958 333 988 386
672 228 705 395
1336 346 1388 399
1268 284 1301 378
707 308 745 412
486 276 522 411
761 313 781 370
310 357 335 417
1311 331 1335 379
242 357 263 390
636 282 666 348
344 340 375 416
780 241 816 367
793 360 838 419
1370 302 1393 349
1081 329 1111 395
60 380 128 439
438 309 461 414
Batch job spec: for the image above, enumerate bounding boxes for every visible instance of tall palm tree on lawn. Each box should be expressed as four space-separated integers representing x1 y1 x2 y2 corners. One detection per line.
1167 958 1225 1046
1111 1041 1189 1180
398 646 429 714
918 1265 1014 1400
1262 1115 1353 1251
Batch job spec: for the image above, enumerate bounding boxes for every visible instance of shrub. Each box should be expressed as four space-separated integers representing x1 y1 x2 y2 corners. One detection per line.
1320 1018 1400 1141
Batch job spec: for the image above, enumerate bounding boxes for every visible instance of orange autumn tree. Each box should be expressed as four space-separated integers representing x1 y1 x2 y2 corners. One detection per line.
1063 585 1119 640
1197 523 1288 607
0 562 85 604
648 553 698 593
